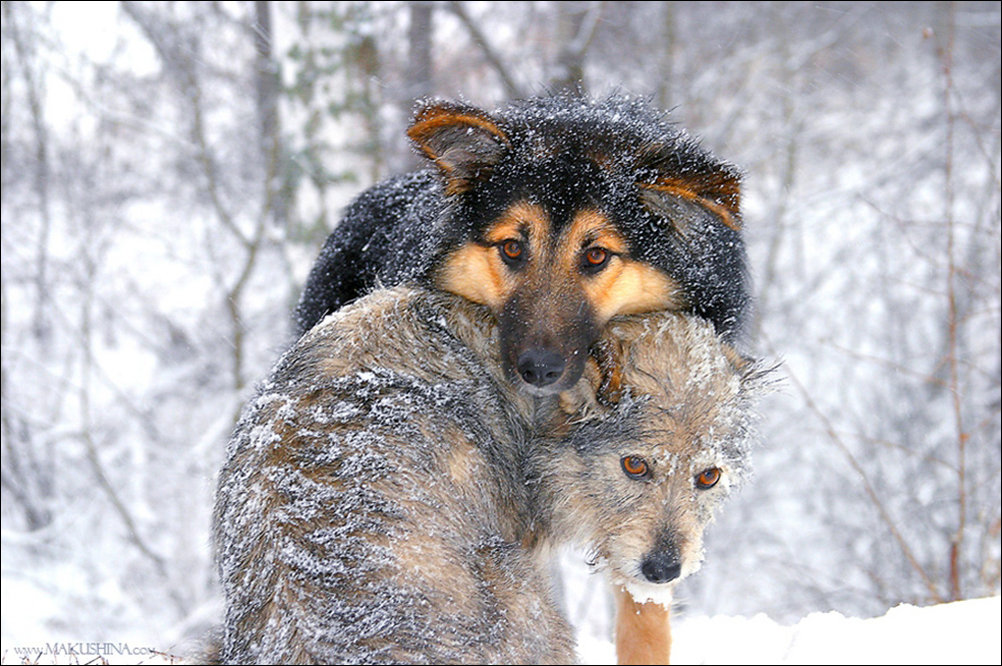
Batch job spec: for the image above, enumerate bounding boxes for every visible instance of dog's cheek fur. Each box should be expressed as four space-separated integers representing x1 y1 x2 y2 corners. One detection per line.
434 243 508 310
584 257 686 322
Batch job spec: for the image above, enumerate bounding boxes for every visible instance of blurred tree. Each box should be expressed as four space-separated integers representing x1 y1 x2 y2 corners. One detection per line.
3 1 53 343
550 1 602 95
407 1 433 100
284 1 388 244
254 0 289 229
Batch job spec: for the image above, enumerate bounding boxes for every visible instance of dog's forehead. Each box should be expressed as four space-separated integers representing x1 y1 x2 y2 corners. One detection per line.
635 423 748 471
598 312 757 471
485 200 628 253
613 315 743 394
469 151 635 232
632 378 751 460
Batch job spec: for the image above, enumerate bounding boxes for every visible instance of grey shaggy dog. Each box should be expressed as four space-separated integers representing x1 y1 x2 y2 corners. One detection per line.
213 285 764 664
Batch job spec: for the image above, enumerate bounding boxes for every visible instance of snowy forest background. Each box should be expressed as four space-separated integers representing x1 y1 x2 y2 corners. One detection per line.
2 0 1000 655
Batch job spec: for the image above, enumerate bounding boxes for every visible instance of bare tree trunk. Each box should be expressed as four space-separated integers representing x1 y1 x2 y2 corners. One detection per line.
753 25 801 340
407 1 433 101
655 2 677 112
0 380 53 531
254 0 287 229
4 2 52 341
936 1 967 603
550 1 603 95
357 33 384 180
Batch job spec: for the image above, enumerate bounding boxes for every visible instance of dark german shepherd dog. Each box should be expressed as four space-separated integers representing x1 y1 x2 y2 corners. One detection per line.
294 94 749 396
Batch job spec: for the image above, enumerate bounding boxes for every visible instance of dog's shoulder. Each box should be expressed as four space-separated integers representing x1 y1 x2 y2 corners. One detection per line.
294 170 446 335
288 286 498 390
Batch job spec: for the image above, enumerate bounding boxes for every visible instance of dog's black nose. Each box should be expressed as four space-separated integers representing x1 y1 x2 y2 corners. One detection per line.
517 349 565 387
640 550 682 584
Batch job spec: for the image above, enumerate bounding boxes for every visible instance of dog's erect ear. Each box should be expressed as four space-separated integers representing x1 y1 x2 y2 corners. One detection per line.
635 143 743 233
407 101 510 196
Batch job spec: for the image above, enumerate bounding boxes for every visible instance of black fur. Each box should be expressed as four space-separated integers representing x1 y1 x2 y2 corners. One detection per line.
295 94 750 341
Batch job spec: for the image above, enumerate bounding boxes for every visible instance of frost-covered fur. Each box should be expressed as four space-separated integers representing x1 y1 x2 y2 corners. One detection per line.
215 286 568 664
534 313 764 603
214 285 762 664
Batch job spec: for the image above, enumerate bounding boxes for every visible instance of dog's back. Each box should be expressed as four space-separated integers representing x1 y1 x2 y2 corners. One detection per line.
214 286 573 664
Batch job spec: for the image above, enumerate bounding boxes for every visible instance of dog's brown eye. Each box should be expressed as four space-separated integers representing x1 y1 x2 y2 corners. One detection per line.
581 246 610 273
696 467 721 489
585 247 608 265
621 455 649 480
500 239 524 263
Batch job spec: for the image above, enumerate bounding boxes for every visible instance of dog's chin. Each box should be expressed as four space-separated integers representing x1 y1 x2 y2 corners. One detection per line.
609 572 677 609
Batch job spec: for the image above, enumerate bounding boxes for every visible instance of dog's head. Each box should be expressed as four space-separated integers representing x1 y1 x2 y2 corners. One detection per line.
549 312 769 604
408 95 747 394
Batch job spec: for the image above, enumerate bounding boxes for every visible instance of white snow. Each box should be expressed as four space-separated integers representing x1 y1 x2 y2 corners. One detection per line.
3 580 998 664
579 595 1001 666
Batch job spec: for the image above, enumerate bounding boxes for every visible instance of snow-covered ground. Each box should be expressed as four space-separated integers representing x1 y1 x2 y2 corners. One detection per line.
2 590 998 664
579 595 1001 665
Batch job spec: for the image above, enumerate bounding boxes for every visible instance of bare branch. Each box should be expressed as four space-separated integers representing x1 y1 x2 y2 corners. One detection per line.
936 2 967 603
445 1 523 99
766 335 945 604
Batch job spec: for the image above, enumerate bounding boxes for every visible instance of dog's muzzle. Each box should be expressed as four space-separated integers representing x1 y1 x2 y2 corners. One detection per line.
640 548 682 584
516 348 566 388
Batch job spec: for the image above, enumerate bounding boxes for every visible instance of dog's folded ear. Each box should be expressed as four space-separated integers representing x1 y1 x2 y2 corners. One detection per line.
557 355 609 425
408 101 510 195
590 338 627 407
556 338 627 423
634 142 744 233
